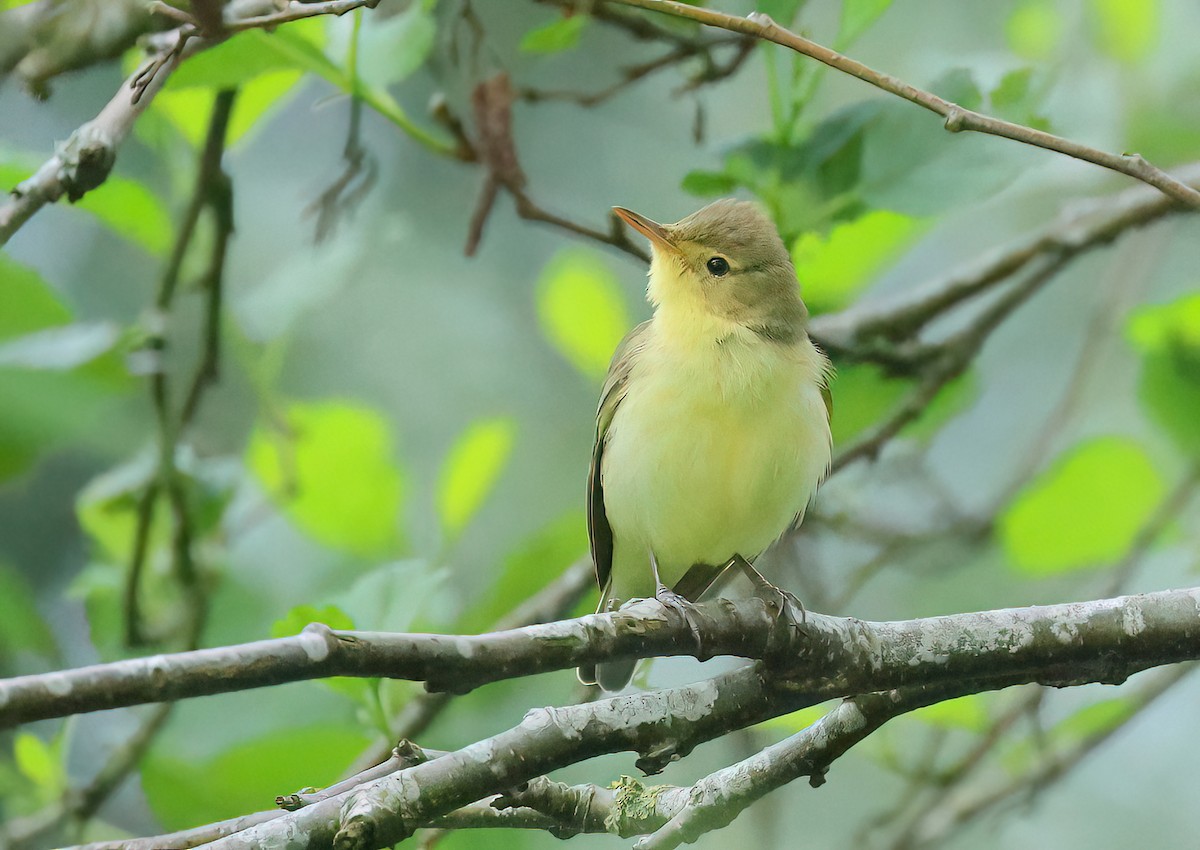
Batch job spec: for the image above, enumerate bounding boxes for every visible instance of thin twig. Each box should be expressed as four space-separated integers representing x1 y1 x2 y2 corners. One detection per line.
605 0 1200 207
124 89 235 648
521 34 750 107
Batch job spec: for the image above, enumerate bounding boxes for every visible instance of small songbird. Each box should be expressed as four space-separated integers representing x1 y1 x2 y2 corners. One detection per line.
578 199 833 691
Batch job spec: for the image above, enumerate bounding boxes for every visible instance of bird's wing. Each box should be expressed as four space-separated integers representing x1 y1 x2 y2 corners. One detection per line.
588 320 652 598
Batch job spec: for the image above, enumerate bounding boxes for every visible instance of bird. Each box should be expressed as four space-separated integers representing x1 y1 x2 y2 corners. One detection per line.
577 198 833 692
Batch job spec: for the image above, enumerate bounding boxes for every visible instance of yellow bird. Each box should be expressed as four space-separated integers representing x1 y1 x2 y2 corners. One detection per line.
579 199 833 691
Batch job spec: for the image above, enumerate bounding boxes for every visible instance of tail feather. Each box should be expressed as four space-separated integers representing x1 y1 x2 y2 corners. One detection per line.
596 659 637 691
577 584 638 691
577 659 637 691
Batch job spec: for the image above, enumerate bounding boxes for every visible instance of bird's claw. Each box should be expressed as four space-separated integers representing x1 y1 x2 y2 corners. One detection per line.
650 552 708 659
726 553 807 629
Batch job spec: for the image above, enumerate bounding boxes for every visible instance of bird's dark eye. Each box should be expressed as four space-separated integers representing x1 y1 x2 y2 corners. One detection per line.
706 257 730 276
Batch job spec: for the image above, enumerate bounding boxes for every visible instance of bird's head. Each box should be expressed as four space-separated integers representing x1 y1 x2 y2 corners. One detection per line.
614 199 807 344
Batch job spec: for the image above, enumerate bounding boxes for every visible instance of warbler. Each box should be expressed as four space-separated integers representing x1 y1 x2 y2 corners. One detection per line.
578 199 832 691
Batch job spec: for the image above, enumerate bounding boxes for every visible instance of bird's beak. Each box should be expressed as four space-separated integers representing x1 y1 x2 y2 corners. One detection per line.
613 207 676 253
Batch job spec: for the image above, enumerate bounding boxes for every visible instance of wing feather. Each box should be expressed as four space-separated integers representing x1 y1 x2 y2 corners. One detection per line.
587 321 651 598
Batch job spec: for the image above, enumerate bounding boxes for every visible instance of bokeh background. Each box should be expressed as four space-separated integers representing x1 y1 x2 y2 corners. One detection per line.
2 0 1199 847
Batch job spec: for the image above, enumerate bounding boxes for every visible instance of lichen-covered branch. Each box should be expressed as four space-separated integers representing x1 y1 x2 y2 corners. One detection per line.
4 587 1199 729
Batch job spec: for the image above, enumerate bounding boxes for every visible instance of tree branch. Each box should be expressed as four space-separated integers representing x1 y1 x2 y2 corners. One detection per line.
0 0 387 249
4 586 1199 728
604 0 1200 207
809 162 1200 361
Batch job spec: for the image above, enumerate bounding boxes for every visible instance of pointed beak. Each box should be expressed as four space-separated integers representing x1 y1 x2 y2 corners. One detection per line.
613 207 676 253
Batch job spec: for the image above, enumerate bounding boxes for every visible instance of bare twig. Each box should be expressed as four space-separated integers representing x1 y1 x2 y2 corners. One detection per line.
605 0 1200 207
0 0 403 249
810 163 1200 360
463 72 649 260
635 681 977 850
0 703 173 848
892 664 1196 850
867 468 1200 848
521 34 751 107
831 250 1061 472
124 89 235 648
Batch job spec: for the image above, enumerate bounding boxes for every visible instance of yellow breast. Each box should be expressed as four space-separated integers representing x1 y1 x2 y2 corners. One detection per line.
600 323 831 601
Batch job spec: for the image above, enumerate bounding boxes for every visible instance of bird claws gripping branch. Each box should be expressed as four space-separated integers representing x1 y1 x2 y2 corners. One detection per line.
727 554 808 654
650 553 710 661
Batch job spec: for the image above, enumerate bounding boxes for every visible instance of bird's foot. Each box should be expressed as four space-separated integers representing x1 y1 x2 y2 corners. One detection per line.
726 554 807 628
650 552 708 659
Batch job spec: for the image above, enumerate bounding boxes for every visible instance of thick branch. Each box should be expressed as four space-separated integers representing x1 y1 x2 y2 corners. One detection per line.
3 587 1200 728
605 0 1200 207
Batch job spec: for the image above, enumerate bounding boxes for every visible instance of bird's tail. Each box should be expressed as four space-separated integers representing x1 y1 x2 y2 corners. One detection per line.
576 584 638 691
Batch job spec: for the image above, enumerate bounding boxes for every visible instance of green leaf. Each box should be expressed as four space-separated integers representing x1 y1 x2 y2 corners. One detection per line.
74 177 172 255
0 258 132 481
0 562 58 660
989 68 1050 131
991 69 1034 110
458 511 587 633
793 210 925 314
520 15 588 53
156 71 303 148
1126 293 1200 458
999 437 1165 575
1088 0 1159 63
228 71 304 144
929 68 984 112
327 1 437 86
437 417 517 539
13 733 64 798
0 159 170 254
0 255 71 339
0 367 131 482
271 604 355 638
142 725 370 831
168 31 296 89
271 605 372 706
0 321 119 370
681 170 738 197
756 701 838 735
247 401 406 557
536 248 631 381
239 23 452 154
76 453 160 564
1052 697 1136 745
837 0 893 48
758 0 807 24
826 363 910 446
1005 0 1064 60
334 560 443 632
910 694 988 732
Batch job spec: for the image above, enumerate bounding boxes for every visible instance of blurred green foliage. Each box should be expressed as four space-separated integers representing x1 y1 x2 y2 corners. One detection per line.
1000 437 1165 575
536 248 632 381
247 400 407 558
1127 293 1200 458
0 0 1198 847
